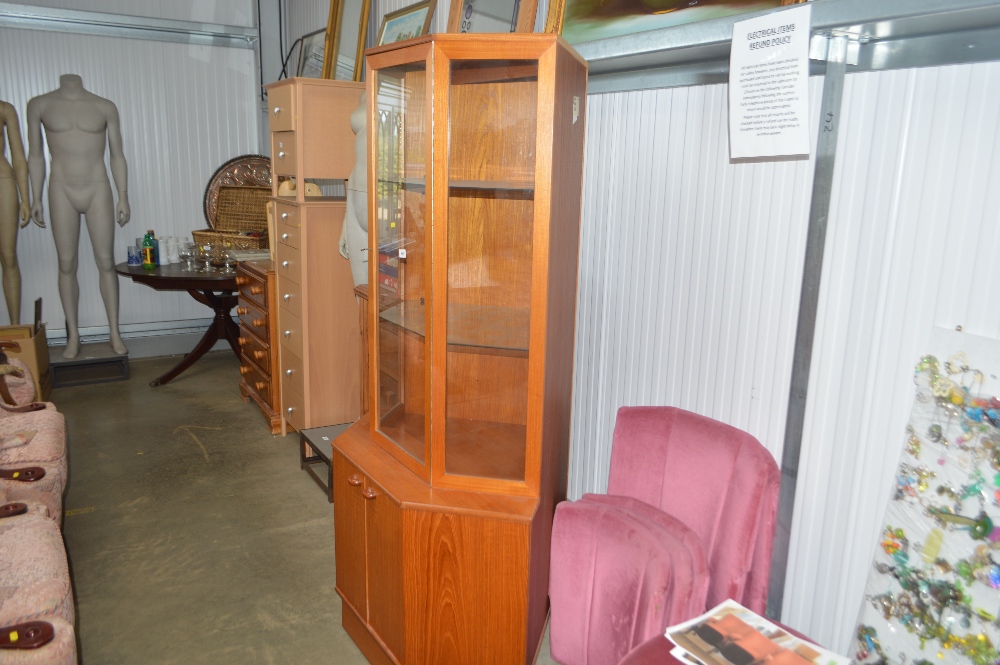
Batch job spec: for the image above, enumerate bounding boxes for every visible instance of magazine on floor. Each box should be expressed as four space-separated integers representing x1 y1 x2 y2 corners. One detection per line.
666 599 849 665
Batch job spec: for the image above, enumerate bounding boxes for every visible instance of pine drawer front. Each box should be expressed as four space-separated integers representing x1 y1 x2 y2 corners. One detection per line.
268 85 295 132
271 132 298 176
238 274 268 313
238 300 268 337
240 328 271 371
241 360 271 406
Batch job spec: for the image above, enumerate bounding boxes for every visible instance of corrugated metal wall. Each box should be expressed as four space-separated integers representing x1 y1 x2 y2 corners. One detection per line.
0 3 259 335
576 61 1000 653
12 0 254 25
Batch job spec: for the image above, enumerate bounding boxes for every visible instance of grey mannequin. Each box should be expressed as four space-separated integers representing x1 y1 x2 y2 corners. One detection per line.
0 99 30 325
338 91 368 286
27 74 130 359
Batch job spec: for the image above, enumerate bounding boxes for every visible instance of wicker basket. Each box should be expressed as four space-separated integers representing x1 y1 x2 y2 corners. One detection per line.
193 185 270 250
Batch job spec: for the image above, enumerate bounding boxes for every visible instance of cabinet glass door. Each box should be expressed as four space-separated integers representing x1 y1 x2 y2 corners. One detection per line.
373 61 430 466
443 59 537 482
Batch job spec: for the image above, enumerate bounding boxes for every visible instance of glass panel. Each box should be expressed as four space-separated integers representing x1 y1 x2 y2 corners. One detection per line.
444 60 537 482
374 62 428 465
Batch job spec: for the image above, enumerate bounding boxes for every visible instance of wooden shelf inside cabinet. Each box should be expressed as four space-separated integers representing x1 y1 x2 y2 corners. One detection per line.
337 34 588 665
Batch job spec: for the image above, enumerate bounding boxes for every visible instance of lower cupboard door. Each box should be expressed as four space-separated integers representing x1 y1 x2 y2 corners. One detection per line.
364 479 405 662
333 453 367 618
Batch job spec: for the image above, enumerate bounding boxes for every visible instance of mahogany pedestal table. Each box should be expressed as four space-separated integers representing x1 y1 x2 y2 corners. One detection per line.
115 262 240 387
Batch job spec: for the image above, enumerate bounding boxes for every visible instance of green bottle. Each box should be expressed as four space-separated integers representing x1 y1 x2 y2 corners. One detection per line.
142 230 156 271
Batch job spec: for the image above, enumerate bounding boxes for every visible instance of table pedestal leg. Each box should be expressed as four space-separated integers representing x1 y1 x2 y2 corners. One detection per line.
149 290 240 387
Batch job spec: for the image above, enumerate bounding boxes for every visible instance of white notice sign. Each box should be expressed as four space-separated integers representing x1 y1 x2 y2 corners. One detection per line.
729 4 811 159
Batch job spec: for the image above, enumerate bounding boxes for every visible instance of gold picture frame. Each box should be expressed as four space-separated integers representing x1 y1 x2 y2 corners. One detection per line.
321 0 372 81
545 0 806 42
447 0 539 33
376 0 438 46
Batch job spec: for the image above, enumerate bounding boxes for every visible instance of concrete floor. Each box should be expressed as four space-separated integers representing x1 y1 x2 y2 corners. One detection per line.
56 350 558 664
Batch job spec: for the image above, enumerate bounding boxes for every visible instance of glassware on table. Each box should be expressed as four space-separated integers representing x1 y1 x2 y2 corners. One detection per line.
195 243 214 272
127 245 142 266
178 242 194 271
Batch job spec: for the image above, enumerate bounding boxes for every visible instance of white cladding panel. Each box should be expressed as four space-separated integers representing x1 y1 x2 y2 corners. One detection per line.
12 0 255 26
284 0 329 46
0 27 259 332
573 62 1000 654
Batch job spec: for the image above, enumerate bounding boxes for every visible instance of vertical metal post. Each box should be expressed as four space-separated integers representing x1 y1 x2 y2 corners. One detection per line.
767 34 849 620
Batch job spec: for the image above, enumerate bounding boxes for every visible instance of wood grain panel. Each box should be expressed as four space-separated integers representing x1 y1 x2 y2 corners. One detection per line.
445 349 528 424
449 78 537 185
342 596 399 665
333 451 368 618
404 510 530 664
366 477 405 662
526 42 588 663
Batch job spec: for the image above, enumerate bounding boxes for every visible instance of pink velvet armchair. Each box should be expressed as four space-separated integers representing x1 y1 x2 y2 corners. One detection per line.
549 406 781 665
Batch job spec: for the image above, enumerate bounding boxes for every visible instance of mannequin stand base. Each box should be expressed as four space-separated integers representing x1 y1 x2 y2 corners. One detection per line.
50 343 130 388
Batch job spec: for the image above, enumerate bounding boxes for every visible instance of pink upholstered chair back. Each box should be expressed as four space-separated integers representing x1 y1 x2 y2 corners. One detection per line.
607 406 780 613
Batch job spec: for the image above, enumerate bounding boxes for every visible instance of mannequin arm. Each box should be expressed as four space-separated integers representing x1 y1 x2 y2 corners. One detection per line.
105 101 130 226
1 104 30 226
24 99 46 228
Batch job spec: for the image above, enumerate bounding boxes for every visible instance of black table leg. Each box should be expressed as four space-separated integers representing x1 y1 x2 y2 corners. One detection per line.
149 290 240 387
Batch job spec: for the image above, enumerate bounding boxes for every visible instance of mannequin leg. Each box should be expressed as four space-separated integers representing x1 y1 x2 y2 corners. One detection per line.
84 185 127 355
0 178 20 325
48 183 82 359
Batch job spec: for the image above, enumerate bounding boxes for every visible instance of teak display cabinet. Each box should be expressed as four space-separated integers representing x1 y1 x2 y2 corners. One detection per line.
332 34 587 665
262 77 364 435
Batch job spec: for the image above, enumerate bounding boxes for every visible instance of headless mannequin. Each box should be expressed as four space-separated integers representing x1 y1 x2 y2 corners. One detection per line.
27 75 130 359
338 91 368 286
0 100 30 325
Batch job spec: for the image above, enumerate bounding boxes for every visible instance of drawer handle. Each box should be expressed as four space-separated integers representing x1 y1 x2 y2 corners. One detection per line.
282 233 289 241
239 366 250 376
237 307 248 316
285 369 293 377
284 330 291 337
362 487 377 500
273 106 281 115
255 381 266 391
253 350 266 360
281 212 288 220
238 337 247 346
282 260 289 268
235 276 249 286
251 285 264 295
253 318 266 328
347 474 362 487
278 151 286 159
283 294 290 302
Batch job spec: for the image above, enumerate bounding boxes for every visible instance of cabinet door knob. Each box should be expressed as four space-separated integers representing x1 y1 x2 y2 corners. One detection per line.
250 285 264 295
252 318 266 328
253 350 266 360
235 276 249 286
255 381 266 391
278 151 286 159
282 261 289 268
285 369 293 377
284 330 291 337
273 106 280 115
347 474 363 487
237 307 248 315
281 233 289 240
286 407 294 415
362 487 377 500
281 212 288 220
283 294 290 302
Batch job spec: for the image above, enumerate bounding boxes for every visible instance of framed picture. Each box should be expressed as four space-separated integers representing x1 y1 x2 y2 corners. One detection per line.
322 0 372 81
377 0 437 46
447 0 538 33
297 28 327 78
545 0 806 44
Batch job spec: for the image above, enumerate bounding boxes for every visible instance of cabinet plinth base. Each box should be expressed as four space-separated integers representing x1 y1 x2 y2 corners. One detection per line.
341 599 398 665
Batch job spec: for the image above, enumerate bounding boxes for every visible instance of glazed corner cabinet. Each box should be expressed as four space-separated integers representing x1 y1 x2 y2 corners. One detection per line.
262 77 364 435
332 34 588 665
